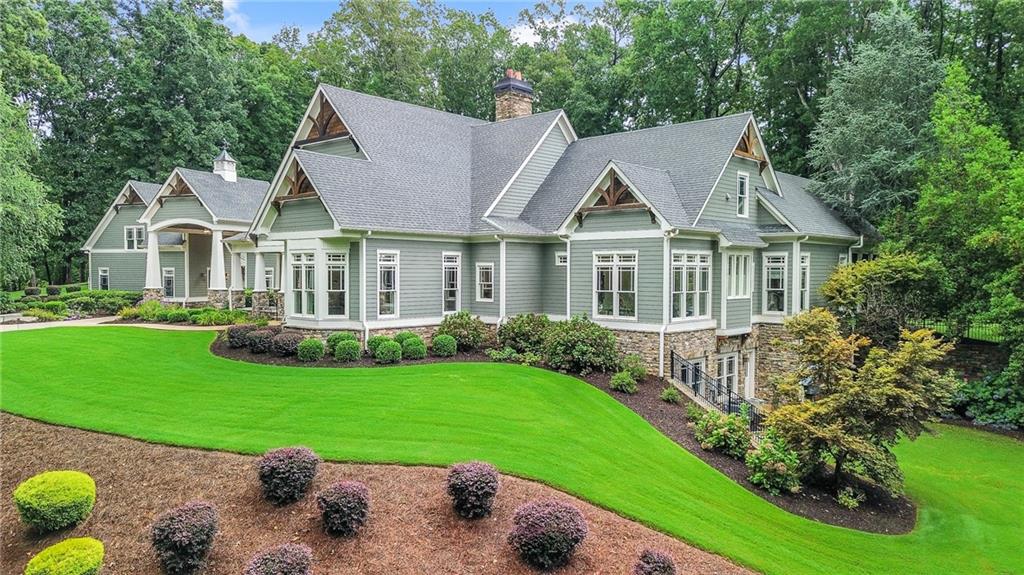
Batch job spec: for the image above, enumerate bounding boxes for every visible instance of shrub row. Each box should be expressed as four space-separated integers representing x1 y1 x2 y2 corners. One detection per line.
493 314 626 376
119 301 255 326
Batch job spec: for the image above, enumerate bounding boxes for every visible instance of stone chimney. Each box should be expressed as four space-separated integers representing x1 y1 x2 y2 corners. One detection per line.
213 146 237 182
494 69 533 121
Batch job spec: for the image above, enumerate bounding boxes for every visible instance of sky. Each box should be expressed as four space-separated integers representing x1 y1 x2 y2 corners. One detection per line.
221 0 570 44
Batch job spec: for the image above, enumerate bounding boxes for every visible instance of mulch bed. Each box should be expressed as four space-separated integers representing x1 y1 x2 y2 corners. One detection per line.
582 373 918 535
0 414 752 575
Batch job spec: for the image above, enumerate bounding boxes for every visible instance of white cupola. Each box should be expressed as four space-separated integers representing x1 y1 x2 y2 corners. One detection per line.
213 146 237 182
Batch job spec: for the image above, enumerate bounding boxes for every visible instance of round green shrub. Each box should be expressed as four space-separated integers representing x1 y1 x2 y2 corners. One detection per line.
334 339 362 362
46 286 62 296
374 340 402 364
392 331 419 345
610 371 638 394
431 334 457 357
20 295 42 303
401 338 427 360
620 353 648 381
297 338 325 362
13 471 96 532
366 335 392 356
435 311 487 350
23 287 41 296
42 300 68 314
25 537 104 575
65 284 82 293
497 313 551 354
326 332 358 354
544 316 619 375
166 309 191 323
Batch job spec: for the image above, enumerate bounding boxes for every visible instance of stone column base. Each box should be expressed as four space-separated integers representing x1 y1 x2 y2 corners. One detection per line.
229 290 246 309
251 291 269 317
142 288 163 302
207 289 230 309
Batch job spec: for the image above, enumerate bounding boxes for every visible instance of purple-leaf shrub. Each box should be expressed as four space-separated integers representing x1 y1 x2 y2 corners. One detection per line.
446 461 500 519
257 447 320 505
315 480 370 537
243 543 312 575
247 329 275 354
634 549 677 575
271 333 304 357
226 324 259 349
507 500 588 571
150 501 218 574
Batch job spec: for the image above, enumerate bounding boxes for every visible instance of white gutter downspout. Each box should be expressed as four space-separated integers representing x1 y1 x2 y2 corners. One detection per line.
496 235 506 323
849 234 864 262
659 229 681 377
361 230 371 349
559 234 571 318
793 236 808 313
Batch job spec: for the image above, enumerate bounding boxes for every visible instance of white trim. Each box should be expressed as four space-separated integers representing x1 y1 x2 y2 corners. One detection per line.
360 234 368 347
716 352 740 395
736 171 750 218
324 251 350 319
755 194 799 232
667 318 717 332
592 250 639 321
376 249 400 319
570 229 665 241
162 267 176 298
441 251 462 314
670 249 713 321
266 229 349 241
82 182 136 251
123 225 146 251
554 251 568 266
475 262 495 302
97 267 110 291
752 315 785 324
761 251 788 316
148 218 244 233
725 252 753 299
799 251 811 312
556 161 673 235
498 239 507 320
564 237 571 317
744 350 756 399
365 315 500 329
716 326 752 337
747 118 782 193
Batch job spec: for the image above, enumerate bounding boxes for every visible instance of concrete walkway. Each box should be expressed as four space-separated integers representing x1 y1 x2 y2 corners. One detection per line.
0 316 224 333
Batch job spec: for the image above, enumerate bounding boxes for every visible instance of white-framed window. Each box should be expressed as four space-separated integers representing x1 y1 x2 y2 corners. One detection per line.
264 267 276 290
727 254 752 298
98 267 110 290
594 252 637 319
736 173 749 217
291 253 316 316
555 252 568 266
442 252 461 313
763 253 787 314
124 225 145 250
162 268 175 298
717 353 739 394
679 357 707 388
671 252 711 320
377 251 399 317
326 253 347 317
476 263 494 302
838 253 848 266
800 254 810 311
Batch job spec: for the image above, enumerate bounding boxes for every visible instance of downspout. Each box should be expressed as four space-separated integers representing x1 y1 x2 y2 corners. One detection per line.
659 229 681 378
793 235 808 313
558 234 570 318
362 230 371 348
848 234 864 262
496 235 506 323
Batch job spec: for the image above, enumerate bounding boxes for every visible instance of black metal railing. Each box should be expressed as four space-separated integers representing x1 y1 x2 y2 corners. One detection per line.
909 317 1004 345
670 350 764 433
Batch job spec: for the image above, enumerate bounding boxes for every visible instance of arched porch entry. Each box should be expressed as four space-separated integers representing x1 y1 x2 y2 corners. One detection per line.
143 219 246 308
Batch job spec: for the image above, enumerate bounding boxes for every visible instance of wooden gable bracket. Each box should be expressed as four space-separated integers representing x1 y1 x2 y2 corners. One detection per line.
295 93 352 148
272 166 318 216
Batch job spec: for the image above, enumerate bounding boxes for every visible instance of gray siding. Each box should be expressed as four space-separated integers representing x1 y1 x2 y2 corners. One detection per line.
804 242 847 307
726 298 751 330
490 126 569 218
699 156 767 224
578 209 660 233
92 253 146 291
243 253 280 290
348 242 361 319
151 197 212 225
94 206 147 250
188 235 212 296
541 242 567 316
505 242 544 315
466 242 500 318
756 198 786 227
159 251 186 297
364 238 465 321
711 251 722 323
272 198 335 233
569 238 662 324
301 138 365 159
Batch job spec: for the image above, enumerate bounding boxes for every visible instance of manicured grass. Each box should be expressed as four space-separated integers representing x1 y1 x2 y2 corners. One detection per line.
2 327 1021 575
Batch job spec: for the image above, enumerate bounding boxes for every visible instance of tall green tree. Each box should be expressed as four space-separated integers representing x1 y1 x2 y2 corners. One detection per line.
807 6 945 225
0 0 64 104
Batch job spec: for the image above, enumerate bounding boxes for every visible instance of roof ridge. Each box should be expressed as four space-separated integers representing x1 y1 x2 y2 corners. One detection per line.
609 159 672 175
319 83 489 125
176 166 270 185
577 111 753 143
469 108 564 129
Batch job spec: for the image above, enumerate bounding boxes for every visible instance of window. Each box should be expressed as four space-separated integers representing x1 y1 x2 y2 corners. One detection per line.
671 252 711 319
98 268 110 290
717 353 738 394
736 173 749 217
291 253 315 316
442 253 461 313
679 357 706 389
124 226 145 250
476 263 494 302
264 267 275 290
838 254 848 266
162 268 175 298
727 254 751 298
326 253 347 316
377 251 399 317
555 252 568 266
594 252 637 319
763 254 787 313
800 254 810 311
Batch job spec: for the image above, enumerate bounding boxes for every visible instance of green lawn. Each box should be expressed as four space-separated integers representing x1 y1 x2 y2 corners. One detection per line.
1 327 1021 575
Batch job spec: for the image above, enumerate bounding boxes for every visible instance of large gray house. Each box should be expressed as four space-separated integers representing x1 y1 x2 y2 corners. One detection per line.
82 70 867 397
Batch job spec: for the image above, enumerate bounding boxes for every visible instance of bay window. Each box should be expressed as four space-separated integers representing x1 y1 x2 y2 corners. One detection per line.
326 253 347 316
291 253 315 316
442 253 461 313
377 251 399 317
476 263 494 302
763 254 787 314
594 252 637 319
672 252 711 319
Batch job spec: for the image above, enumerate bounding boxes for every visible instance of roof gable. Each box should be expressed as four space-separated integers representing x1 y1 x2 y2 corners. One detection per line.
557 160 674 234
140 168 267 225
82 180 163 250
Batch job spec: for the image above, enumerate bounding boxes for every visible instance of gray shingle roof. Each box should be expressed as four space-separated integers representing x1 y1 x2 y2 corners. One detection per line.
128 180 163 205
700 220 770 248
611 161 685 226
520 113 751 232
759 173 858 238
176 168 268 222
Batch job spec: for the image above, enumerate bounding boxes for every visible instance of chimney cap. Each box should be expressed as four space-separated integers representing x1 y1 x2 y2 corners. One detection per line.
493 68 533 96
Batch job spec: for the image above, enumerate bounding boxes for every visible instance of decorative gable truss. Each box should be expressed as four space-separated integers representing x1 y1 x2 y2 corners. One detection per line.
250 154 339 236
272 159 318 215
558 161 671 234
137 170 217 227
82 182 152 250
732 117 780 195
292 89 360 152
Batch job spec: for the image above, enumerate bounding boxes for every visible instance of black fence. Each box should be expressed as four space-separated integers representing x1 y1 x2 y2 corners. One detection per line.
910 317 1004 344
669 351 764 433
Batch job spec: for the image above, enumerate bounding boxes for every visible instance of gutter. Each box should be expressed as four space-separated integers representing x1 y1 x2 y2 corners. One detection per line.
848 234 864 263
659 229 681 378
496 234 506 324
362 230 371 348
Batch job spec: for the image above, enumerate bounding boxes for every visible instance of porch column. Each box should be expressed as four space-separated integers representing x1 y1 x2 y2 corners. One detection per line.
144 231 162 298
230 252 243 290
253 252 267 291
209 230 226 290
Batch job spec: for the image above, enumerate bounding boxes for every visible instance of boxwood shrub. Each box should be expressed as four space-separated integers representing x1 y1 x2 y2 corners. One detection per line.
227 324 260 348
151 501 218 574
634 549 677 575
620 353 648 381
435 311 487 350
65 284 82 293
24 287 41 296
257 447 321 505
507 500 588 571
543 315 619 375
248 329 276 354
374 340 402 364
13 470 96 532
271 333 305 357
446 462 500 519
401 338 427 360
316 481 370 537
166 309 191 323
24 537 104 575
366 335 391 356
43 300 68 314
46 285 61 296
296 338 325 362
325 332 357 354
334 340 362 362
431 334 457 357
392 331 419 345
243 543 312 575
610 371 638 394
497 313 551 354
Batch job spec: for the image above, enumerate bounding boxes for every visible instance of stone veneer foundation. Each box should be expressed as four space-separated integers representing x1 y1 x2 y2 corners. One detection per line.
142 288 163 302
206 289 229 309
751 322 798 399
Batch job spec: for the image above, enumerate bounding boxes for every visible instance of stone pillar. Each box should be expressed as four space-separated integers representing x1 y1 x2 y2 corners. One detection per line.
144 231 161 290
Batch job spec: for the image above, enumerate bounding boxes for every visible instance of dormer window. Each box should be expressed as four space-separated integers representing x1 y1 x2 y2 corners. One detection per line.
736 173 749 217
